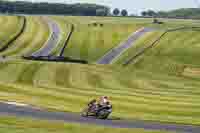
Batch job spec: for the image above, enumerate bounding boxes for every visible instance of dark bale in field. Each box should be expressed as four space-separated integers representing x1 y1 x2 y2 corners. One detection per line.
90 22 104 27
93 22 98 27
100 23 104 27
153 18 164 24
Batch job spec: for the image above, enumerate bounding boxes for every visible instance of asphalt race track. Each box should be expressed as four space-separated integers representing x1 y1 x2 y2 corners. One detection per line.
0 102 199 133
31 17 61 56
97 28 153 64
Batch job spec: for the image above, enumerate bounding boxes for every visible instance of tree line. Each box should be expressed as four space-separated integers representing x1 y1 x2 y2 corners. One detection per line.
0 0 131 17
0 1 110 16
0 0 199 19
141 8 200 19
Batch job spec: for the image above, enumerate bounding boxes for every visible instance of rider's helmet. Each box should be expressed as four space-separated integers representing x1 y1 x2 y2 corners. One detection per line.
100 96 109 104
104 96 108 99
101 96 109 99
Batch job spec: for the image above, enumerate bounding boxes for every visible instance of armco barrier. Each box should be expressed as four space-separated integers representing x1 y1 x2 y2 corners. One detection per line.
23 55 88 64
59 23 74 57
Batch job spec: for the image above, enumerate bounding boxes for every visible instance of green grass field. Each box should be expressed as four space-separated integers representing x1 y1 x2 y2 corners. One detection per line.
0 16 200 132
0 16 24 50
57 16 153 24
0 58 200 125
128 28 200 73
0 16 50 57
55 16 150 62
113 30 165 64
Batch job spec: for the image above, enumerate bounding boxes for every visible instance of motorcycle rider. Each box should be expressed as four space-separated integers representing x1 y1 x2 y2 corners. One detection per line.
82 96 112 119
88 99 97 110
98 96 110 107
88 99 97 106
87 96 111 110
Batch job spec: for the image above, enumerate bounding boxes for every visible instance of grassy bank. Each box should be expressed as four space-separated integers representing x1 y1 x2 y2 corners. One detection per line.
0 16 24 51
0 16 50 57
128 28 200 73
0 116 171 133
55 16 150 62
113 31 165 64
0 59 200 125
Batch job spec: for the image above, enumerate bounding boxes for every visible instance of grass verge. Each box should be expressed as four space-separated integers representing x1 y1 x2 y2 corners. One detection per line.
0 116 171 133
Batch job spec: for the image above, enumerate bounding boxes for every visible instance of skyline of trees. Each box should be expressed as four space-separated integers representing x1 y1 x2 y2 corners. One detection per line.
141 8 200 19
0 0 110 16
0 0 199 19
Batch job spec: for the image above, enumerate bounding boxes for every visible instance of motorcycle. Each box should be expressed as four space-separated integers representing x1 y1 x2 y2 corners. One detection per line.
81 102 112 119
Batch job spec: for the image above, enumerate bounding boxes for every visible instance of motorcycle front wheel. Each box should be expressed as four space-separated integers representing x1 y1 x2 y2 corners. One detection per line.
97 109 111 119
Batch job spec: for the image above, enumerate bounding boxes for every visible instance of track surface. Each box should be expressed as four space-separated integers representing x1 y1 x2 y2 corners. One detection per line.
31 17 61 56
0 102 199 133
97 28 153 64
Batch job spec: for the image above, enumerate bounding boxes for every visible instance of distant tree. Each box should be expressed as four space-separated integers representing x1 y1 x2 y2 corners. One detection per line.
113 8 120 16
121 9 128 16
146 10 157 17
141 11 147 16
153 18 164 24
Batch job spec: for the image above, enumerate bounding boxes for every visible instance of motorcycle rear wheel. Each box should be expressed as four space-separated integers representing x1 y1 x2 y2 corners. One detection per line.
81 108 89 117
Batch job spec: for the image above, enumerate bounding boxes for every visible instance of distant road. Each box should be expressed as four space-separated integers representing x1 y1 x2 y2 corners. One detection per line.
31 17 60 56
0 102 199 133
97 28 153 64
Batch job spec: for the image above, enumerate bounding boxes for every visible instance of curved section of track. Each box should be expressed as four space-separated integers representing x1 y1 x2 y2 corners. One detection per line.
31 17 61 56
0 102 199 133
97 28 154 64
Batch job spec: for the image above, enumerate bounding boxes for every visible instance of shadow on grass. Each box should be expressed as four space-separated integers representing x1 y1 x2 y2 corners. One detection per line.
107 116 122 121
